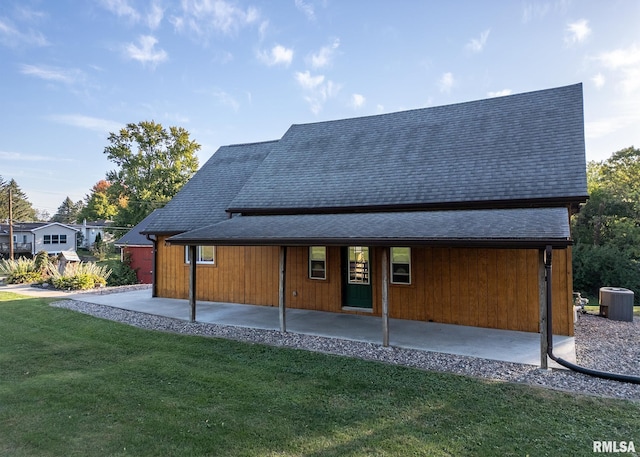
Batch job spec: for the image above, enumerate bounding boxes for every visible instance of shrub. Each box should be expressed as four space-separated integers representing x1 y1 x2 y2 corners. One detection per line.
45 262 112 291
107 253 139 286
0 257 44 284
33 250 51 272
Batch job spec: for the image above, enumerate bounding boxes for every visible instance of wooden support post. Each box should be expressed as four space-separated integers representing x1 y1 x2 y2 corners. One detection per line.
382 247 389 347
279 246 287 333
189 245 197 323
539 249 548 369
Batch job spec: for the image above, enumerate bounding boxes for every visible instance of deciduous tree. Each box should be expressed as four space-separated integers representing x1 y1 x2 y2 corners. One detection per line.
104 121 200 227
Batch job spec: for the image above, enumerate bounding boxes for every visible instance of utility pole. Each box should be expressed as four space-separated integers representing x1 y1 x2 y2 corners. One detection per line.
8 188 14 260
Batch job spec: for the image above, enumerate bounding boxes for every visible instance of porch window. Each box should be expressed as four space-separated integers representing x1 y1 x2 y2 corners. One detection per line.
309 246 327 280
185 246 216 264
390 247 411 284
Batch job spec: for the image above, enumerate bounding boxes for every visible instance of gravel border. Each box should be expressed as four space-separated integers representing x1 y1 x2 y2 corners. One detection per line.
50 296 640 401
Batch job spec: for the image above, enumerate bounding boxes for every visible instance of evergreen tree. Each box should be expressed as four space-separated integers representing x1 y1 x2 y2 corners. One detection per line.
0 178 37 221
51 197 84 224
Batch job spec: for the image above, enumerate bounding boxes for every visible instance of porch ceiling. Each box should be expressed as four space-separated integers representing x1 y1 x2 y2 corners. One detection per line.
167 207 571 249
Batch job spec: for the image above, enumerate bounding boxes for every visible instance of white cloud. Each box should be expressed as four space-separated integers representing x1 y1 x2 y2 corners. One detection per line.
310 38 340 68
295 71 324 90
147 1 164 29
438 72 454 93
172 0 259 37
295 0 315 21
48 114 122 133
466 29 490 52
212 90 240 112
595 44 640 70
20 64 84 84
350 93 366 109
257 44 293 66
591 73 605 89
594 44 640 94
565 19 591 46
487 89 512 97
125 35 168 67
0 150 69 162
295 71 341 114
100 0 140 22
522 1 569 23
0 18 49 48
376 104 384 113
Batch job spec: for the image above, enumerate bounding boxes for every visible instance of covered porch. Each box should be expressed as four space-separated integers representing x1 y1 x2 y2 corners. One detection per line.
72 287 575 367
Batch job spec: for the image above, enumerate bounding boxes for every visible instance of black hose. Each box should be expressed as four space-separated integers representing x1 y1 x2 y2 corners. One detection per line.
544 246 640 385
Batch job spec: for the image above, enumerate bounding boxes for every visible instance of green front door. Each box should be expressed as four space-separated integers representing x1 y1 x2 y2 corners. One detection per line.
342 246 372 309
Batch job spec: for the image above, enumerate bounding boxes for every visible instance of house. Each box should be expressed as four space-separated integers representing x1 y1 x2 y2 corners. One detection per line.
0 222 79 258
74 220 110 250
114 211 158 284
143 84 588 343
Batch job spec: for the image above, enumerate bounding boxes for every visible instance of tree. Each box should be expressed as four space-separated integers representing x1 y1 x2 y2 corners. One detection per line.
77 180 120 222
572 146 640 301
104 121 200 227
51 197 83 224
0 178 37 222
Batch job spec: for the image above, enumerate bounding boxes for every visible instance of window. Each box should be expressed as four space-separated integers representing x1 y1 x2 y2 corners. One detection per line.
44 235 51 244
348 246 370 284
51 235 59 244
309 246 327 280
60 234 67 244
185 246 216 264
391 247 411 284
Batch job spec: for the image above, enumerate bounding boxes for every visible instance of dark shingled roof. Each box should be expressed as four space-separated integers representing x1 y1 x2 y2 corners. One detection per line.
228 84 587 213
115 210 158 246
143 140 277 235
168 207 571 248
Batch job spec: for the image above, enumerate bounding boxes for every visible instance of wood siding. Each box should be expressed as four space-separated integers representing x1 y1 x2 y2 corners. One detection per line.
156 237 279 305
155 240 574 335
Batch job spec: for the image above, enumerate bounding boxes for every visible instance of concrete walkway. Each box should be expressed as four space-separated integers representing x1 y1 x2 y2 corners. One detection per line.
2 283 575 367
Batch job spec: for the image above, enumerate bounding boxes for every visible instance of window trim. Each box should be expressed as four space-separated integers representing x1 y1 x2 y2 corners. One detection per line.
309 246 327 280
185 245 216 265
390 247 411 285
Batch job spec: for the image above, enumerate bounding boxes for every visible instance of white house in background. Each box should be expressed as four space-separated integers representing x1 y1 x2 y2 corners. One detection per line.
31 223 79 255
74 219 110 249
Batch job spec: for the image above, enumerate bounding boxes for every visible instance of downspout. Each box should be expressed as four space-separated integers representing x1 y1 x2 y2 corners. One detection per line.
544 246 640 384
145 234 158 297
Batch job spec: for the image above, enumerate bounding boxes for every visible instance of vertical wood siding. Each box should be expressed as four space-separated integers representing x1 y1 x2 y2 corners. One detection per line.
155 239 574 336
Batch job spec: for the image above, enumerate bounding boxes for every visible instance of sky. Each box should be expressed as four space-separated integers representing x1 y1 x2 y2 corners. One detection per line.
1 0 639 217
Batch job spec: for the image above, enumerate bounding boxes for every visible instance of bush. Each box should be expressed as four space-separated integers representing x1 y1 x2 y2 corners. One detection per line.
573 243 640 303
46 262 112 291
0 257 44 284
107 253 139 286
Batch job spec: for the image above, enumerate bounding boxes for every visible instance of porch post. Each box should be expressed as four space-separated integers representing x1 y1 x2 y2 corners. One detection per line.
279 246 287 332
189 245 197 323
381 247 389 347
538 248 548 369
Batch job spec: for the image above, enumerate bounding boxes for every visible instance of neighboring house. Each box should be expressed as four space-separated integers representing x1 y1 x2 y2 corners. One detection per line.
143 84 588 339
0 222 79 257
73 220 110 250
114 211 157 284
31 223 79 256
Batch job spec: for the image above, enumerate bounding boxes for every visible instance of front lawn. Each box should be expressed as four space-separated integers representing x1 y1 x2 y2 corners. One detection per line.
1 292 638 456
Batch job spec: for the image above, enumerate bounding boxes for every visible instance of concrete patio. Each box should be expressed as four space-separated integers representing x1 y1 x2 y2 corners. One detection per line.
3 284 575 367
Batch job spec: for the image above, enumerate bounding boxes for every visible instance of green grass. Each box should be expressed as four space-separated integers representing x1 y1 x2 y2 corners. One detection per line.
1 292 639 456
